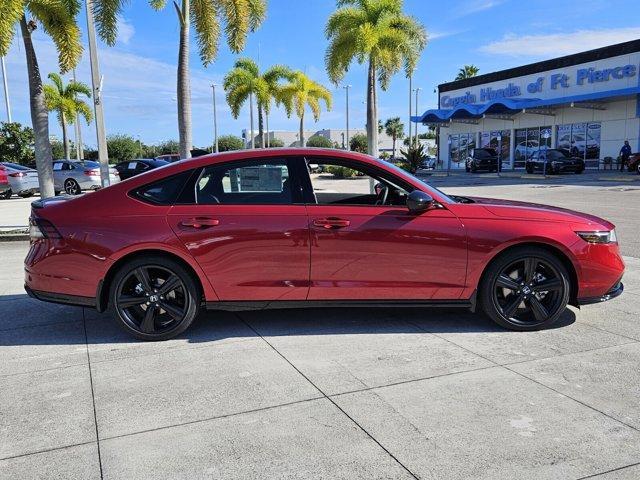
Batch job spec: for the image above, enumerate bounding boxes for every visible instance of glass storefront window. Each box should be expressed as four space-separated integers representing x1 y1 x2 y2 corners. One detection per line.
556 122 601 167
514 126 551 169
448 133 476 169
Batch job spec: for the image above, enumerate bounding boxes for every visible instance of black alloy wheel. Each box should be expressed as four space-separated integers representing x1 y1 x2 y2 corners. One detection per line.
64 178 81 195
480 247 570 330
110 256 201 340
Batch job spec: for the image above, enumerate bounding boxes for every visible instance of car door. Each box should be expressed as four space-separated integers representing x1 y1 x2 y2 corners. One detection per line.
167 156 310 302
302 157 467 301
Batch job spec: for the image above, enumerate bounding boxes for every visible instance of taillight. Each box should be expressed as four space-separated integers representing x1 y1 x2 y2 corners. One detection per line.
84 169 100 176
9 172 27 177
29 218 62 240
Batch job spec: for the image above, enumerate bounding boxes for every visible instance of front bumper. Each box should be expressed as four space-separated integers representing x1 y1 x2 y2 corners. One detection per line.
577 281 624 305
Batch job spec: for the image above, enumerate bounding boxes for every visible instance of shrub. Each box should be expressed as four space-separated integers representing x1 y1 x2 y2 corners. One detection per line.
399 143 426 174
218 135 245 152
349 133 368 154
268 137 284 148
326 165 356 178
307 135 334 148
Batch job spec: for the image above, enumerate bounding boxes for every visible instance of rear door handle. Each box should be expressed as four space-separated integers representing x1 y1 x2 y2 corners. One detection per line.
313 217 350 229
180 217 220 228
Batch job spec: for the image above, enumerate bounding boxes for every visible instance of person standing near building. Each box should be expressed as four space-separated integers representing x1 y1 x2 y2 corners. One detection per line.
619 140 632 171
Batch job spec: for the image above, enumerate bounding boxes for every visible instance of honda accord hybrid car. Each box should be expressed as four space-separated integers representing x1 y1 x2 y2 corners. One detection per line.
25 148 624 340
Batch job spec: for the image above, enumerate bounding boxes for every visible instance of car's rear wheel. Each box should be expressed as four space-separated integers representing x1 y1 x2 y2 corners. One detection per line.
0 189 12 199
109 256 201 340
64 179 81 195
480 247 570 331
18 191 34 198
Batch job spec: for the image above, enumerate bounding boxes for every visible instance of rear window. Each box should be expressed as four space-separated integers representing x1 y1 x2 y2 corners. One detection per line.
133 170 193 205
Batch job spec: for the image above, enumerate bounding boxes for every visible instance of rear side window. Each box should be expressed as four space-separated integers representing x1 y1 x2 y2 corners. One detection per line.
196 159 296 205
133 170 193 205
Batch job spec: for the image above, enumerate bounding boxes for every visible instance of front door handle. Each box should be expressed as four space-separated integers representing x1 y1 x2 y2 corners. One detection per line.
180 217 220 228
313 217 351 229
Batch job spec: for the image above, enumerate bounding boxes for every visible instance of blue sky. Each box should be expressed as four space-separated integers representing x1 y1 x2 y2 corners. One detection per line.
3 0 640 148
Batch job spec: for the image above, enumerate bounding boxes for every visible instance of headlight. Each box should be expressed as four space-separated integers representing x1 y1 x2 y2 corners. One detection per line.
576 230 617 244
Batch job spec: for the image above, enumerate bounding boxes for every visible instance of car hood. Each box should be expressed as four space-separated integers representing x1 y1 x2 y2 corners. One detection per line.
465 196 614 229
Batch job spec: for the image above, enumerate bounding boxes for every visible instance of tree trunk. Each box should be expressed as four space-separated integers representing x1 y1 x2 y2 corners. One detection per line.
257 103 265 148
265 111 269 148
176 0 192 159
366 58 378 158
61 112 70 160
392 136 396 159
20 16 54 198
299 113 305 147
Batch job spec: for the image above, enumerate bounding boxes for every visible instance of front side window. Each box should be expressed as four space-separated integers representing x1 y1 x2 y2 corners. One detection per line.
196 159 294 205
306 158 410 207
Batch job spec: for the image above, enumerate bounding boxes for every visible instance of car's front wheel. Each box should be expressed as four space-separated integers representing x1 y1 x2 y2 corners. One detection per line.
480 247 570 331
109 255 201 340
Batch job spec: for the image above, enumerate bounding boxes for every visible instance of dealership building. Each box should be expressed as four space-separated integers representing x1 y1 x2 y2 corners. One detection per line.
414 39 640 170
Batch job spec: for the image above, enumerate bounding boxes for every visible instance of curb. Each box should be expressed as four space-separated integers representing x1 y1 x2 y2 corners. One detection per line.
0 234 29 242
597 176 640 182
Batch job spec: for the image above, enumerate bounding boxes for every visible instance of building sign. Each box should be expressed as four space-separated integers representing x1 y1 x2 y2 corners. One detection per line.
442 62 638 106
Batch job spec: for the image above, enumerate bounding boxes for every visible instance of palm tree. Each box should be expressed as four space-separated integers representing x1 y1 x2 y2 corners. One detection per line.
455 65 479 80
384 117 404 158
325 0 426 158
44 73 92 160
224 59 292 149
0 1 83 197
278 71 332 148
149 0 266 158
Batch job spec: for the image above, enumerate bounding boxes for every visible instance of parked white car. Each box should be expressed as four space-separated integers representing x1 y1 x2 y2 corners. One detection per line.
0 162 40 198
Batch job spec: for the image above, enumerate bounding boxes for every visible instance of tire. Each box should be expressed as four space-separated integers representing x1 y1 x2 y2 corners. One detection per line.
470 164 477 173
526 166 533 174
0 189 12 199
54 191 61 196
109 255 202 341
64 178 81 195
18 191 34 198
479 247 570 331
575 167 584 174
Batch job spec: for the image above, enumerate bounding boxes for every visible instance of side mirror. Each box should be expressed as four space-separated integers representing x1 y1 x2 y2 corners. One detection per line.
407 190 433 213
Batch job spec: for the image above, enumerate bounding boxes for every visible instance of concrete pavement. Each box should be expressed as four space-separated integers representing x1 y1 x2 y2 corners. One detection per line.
1 238 640 479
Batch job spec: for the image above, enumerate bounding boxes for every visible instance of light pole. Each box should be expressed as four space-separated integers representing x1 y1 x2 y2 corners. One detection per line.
85 0 109 186
413 87 422 147
343 85 351 150
211 84 218 153
496 132 502 177
1 57 11 122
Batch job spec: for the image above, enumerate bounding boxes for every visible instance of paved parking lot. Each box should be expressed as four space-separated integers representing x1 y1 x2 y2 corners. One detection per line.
1 176 640 479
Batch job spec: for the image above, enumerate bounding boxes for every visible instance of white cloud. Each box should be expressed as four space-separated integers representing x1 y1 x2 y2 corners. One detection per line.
479 27 640 57
116 16 135 45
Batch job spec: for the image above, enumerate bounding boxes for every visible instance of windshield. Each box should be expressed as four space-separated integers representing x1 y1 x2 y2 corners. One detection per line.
380 160 455 203
79 161 100 168
475 149 496 158
547 150 569 160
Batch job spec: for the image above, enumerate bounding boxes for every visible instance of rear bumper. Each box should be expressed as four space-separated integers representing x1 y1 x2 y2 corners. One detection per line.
577 281 624 305
25 284 96 308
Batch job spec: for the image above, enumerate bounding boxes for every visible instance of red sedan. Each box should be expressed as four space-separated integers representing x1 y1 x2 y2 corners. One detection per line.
25 149 624 340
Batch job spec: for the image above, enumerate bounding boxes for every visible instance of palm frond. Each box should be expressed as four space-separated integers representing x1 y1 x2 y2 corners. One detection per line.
0 0 25 56
93 0 128 46
191 0 220 65
245 0 266 31
65 80 92 98
28 0 83 72
219 0 250 53
233 57 259 76
75 101 94 124
47 72 65 94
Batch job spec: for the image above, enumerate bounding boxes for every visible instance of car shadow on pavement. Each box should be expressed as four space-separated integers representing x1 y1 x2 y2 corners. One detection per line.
0 293 577 346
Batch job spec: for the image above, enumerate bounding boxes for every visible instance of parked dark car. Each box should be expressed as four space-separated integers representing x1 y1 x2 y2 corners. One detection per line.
465 148 499 173
114 159 169 180
526 149 585 174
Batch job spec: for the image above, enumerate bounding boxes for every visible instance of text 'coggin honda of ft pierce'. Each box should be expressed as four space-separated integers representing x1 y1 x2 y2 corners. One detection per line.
25 149 624 340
